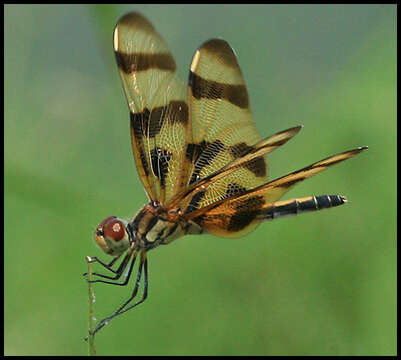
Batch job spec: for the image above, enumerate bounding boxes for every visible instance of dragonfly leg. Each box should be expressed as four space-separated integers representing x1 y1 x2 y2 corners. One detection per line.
88 250 138 286
91 253 148 335
83 254 121 276
86 251 134 281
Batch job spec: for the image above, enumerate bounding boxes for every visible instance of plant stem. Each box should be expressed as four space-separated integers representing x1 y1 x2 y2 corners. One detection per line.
86 256 97 356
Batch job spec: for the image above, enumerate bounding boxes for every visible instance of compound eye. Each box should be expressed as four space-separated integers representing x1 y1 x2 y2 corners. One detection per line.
94 216 130 256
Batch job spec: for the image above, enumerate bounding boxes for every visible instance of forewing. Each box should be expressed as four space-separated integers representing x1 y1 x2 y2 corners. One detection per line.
176 39 269 212
184 147 367 237
114 12 189 202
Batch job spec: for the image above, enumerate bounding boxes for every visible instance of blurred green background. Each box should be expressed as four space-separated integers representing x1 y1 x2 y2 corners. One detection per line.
4 4 396 356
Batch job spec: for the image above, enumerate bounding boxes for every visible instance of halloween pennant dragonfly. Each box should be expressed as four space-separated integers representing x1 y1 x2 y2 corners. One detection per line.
86 12 367 335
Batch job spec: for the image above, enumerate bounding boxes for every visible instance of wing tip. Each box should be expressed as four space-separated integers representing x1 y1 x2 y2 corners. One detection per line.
293 124 304 134
116 12 153 28
114 12 156 37
197 38 239 69
114 12 157 52
349 145 369 157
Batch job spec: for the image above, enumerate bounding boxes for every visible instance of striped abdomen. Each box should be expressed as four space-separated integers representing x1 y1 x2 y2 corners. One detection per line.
261 195 347 220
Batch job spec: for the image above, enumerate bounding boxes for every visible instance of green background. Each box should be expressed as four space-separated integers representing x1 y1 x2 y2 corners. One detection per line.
5 4 396 356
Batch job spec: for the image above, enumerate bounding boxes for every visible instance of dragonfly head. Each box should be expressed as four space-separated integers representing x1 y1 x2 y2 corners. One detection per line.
94 216 131 256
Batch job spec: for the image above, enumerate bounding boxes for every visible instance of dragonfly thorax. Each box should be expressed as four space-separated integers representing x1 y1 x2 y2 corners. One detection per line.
129 202 203 250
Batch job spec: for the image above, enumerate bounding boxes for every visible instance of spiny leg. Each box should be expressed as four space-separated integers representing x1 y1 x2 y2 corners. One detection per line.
89 250 138 286
91 253 148 335
86 251 134 281
83 253 122 276
91 255 144 335
84 251 139 341
111 255 148 317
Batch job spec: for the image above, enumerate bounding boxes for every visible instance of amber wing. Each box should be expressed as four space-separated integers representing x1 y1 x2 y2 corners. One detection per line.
113 12 190 203
184 147 367 237
170 39 280 214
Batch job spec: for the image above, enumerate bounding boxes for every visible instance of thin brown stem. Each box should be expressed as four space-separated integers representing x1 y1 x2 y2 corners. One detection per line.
86 256 97 356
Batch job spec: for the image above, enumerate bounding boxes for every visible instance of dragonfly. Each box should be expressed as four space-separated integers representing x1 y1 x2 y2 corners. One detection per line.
86 12 367 336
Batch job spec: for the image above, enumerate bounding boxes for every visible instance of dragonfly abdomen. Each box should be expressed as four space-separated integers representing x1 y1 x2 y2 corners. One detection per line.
262 195 347 220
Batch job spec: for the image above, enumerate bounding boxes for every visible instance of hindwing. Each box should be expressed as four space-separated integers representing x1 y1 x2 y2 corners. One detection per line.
184 147 367 237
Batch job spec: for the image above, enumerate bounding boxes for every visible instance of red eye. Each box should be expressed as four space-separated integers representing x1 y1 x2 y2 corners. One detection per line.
94 216 130 256
98 215 118 228
103 218 126 241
